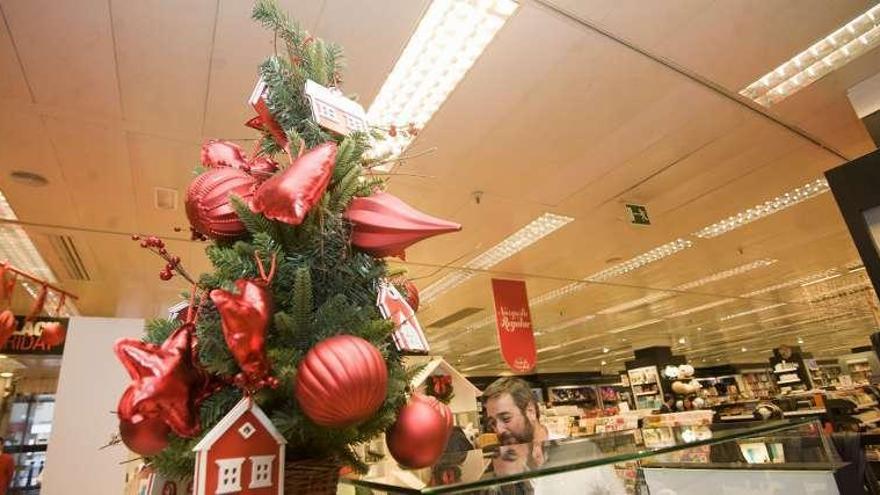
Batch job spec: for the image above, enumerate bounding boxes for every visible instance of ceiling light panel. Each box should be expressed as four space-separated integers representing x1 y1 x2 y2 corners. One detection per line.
587 239 693 282
665 299 736 318
693 179 829 239
368 0 519 161
607 318 664 334
740 269 839 297
0 192 77 315
719 303 787 321
421 212 573 303
740 4 880 107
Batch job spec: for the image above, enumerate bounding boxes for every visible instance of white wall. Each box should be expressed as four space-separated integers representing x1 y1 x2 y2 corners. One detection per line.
42 317 144 495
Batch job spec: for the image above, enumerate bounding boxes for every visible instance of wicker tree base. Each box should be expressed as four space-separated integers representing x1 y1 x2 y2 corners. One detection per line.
284 459 341 495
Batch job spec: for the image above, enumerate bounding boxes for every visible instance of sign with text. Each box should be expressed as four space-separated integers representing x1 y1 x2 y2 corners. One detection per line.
491 279 536 373
1 317 68 355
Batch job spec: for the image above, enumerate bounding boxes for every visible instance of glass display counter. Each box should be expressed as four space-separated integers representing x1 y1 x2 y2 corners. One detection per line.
341 419 844 494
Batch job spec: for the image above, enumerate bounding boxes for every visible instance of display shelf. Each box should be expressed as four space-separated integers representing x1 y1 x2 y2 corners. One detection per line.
782 408 826 417
777 379 802 385
342 420 835 494
636 391 660 397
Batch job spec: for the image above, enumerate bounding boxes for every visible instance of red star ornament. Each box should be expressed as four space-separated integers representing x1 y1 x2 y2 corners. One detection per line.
114 323 212 438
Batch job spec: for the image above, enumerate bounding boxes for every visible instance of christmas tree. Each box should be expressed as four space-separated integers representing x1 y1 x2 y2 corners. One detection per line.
113 0 460 484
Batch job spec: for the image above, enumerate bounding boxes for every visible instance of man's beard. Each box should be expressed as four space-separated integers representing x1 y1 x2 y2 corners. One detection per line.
499 418 534 445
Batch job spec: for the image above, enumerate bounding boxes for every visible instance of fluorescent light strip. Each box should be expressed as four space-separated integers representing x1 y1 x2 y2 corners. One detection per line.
0 192 77 316
599 258 777 315
539 314 596 334
740 269 838 297
719 303 787 321
693 179 829 239
367 0 518 164
665 298 735 318
740 4 880 107
607 318 664 334
459 344 497 357
421 212 573 303
586 239 693 282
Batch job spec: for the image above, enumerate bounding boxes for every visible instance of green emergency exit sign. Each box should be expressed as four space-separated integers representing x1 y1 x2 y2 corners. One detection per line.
625 204 650 225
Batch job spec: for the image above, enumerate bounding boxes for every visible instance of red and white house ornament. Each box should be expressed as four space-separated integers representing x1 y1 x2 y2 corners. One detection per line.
377 282 429 354
304 79 368 136
192 398 285 495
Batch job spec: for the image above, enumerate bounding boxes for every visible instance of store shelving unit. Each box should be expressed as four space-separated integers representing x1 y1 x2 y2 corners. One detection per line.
848 358 873 385
772 362 808 393
628 366 663 410
547 385 601 411
740 369 778 399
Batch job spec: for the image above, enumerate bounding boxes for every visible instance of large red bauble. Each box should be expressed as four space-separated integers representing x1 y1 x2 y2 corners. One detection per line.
250 142 337 226
344 192 461 259
294 335 387 427
185 167 256 240
209 279 273 389
119 417 170 457
39 321 66 347
0 310 15 348
386 393 453 468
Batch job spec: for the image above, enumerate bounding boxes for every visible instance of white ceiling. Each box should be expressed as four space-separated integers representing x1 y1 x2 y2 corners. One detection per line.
0 0 879 375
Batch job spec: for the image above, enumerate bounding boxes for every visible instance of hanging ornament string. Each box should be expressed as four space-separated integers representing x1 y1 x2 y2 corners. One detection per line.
254 251 277 284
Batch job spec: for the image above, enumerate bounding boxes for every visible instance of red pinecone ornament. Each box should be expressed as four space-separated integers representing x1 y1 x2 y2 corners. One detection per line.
344 192 461 258
294 335 388 427
185 167 256 240
386 393 453 468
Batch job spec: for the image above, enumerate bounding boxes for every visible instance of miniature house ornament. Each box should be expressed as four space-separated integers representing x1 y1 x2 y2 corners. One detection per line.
192 398 285 495
377 282 430 354
304 80 368 136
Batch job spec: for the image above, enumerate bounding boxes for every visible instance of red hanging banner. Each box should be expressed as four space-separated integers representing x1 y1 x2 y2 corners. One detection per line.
491 279 537 373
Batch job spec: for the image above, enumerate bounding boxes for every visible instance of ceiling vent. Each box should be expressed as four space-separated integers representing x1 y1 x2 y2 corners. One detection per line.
427 307 485 328
154 187 178 210
46 235 90 281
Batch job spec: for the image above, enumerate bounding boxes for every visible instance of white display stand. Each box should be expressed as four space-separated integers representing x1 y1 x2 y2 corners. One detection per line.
643 467 839 495
41 317 145 495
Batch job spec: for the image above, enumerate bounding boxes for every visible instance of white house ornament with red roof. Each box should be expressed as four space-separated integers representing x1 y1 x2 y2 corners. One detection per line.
377 282 430 354
192 398 285 495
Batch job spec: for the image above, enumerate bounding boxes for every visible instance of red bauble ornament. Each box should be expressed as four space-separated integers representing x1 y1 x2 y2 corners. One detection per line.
200 140 249 169
386 393 453 468
39 321 66 347
0 310 15 348
114 324 212 437
119 417 170 457
250 142 337 226
344 192 461 258
209 279 273 390
402 279 420 312
185 167 256 240
294 335 387 427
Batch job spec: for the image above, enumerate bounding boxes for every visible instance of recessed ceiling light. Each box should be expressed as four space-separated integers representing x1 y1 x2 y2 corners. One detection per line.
601 360 607 366
367 0 519 166
421 212 574 303
740 4 880 107
0 355 8 360
693 179 829 239
678 337 687 344
10 171 49 187
741 347 747 352
797 337 804 344
0 372 13 378
602 347 610 354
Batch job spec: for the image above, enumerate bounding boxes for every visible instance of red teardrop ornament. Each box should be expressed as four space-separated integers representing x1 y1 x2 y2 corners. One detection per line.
294 335 387 427
185 167 256 240
250 142 337 225
344 192 461 258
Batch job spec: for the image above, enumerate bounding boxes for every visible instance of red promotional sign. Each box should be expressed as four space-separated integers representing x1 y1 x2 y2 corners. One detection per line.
491 279 537 373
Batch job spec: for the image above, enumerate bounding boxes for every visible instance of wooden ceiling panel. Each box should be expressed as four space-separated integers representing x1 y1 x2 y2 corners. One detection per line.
43 117 136 232
111 0 217 139
1 0 121 117
0 8 30 101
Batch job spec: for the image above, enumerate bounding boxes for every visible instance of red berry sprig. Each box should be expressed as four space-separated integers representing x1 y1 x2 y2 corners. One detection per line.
131 234 196 285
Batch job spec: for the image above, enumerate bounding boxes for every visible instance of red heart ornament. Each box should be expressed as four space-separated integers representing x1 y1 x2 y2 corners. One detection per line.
0 310 15 348
209 279 273 389
250 142 337 225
